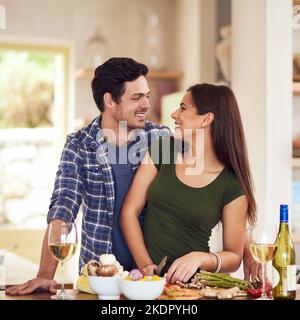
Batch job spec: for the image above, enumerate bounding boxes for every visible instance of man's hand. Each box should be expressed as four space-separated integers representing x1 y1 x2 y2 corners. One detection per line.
5 277 58 296
6 223 59 296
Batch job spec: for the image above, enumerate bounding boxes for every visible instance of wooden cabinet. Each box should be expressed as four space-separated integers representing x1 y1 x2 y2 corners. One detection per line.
293 71 300 168
293 85 300 169
293 84 300 169
293 0 300 166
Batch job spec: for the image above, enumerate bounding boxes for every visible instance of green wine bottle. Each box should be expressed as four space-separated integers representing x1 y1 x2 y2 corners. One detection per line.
272 204 296 300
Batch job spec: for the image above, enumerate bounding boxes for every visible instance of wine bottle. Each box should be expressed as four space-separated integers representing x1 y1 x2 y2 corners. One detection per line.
272 204 296 300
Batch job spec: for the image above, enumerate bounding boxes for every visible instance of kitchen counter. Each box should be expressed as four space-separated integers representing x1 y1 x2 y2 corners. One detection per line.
0 289 96 300
1 287 300 300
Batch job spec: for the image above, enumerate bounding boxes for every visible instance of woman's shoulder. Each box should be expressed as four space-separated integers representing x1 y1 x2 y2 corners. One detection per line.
221 168 245 206
220 168 242 186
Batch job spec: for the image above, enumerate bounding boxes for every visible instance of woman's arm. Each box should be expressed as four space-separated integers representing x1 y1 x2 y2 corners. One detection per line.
218 194 248 272
166 195 248 283
120 151 158 272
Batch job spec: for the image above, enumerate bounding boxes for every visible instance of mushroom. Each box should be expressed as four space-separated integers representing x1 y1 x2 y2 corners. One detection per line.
99 254 116 266
87 260 101 276
96 264 118 277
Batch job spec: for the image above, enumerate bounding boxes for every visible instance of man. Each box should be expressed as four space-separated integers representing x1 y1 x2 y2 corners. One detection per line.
6 57 258 295
6 57 170 295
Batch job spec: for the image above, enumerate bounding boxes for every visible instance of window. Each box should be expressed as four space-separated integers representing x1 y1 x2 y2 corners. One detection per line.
0 42 70 229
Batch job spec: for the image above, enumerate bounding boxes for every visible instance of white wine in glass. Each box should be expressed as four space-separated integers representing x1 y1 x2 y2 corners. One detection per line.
249 224 278 300
249 244 277 264
48 220 78 300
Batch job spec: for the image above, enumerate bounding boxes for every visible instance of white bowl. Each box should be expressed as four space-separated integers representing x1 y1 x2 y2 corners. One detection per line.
87 275 121 300
119 277 166 300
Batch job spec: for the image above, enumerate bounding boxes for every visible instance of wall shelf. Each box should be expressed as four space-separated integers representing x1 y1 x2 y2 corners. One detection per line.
293 157 300 168
76 68 183 81
147 71 183 81
294 82 300 96
76 68 94 79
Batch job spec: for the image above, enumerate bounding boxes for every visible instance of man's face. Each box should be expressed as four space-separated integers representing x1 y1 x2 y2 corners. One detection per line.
113 75 151 129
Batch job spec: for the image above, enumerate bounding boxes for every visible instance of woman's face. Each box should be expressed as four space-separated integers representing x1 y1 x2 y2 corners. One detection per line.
171 91 204 141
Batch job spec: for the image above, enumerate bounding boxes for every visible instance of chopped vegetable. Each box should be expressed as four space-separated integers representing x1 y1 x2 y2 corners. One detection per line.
247 282 272 299
128 269 145 281
194 271 253 290
163 284 203 299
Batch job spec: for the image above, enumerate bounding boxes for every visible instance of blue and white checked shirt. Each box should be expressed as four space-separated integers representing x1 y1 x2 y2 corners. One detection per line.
47 116 171 271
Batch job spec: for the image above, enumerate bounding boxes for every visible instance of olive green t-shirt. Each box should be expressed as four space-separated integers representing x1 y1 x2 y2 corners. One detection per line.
143 137 245 272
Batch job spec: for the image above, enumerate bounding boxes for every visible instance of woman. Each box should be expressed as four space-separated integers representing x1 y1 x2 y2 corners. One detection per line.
120 83 256 284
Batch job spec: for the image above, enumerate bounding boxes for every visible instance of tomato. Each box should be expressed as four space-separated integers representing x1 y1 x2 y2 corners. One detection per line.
247 282 272 299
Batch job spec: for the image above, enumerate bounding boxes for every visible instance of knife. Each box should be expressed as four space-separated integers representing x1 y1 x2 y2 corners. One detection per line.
154 256 168 276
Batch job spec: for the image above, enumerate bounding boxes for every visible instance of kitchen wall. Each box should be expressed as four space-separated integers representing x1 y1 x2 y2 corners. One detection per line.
293 25 300 182
0 0 223 124
0 0 180 125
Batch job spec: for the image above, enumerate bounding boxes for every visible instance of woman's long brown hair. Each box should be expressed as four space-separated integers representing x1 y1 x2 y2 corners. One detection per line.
188 83 257 225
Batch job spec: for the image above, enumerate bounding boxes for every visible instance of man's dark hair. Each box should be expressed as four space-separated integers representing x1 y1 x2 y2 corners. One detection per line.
91 57 149 112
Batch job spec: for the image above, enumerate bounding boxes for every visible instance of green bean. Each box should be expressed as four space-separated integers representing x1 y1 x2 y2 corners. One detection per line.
194 271 254 290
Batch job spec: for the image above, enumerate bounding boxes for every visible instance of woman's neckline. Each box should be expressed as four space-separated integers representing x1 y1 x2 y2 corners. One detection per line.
173 163 227 190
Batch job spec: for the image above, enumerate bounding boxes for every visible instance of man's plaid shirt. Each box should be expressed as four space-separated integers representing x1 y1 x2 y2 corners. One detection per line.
47 116 171 271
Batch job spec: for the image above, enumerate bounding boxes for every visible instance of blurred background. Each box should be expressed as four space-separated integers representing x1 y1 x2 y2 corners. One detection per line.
0 0 300 284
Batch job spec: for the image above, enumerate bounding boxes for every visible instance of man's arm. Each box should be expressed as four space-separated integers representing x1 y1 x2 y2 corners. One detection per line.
6 223 58 295
6 138 84 295
36 223 58 279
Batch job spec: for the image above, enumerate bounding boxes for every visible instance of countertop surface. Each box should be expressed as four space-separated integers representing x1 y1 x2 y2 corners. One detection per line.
0 289 97 300
1 287 300 300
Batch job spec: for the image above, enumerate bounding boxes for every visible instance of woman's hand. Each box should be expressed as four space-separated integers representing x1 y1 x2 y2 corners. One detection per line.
243 231 263 282
142 264 158 276
166 252 205 284
243 247 262 282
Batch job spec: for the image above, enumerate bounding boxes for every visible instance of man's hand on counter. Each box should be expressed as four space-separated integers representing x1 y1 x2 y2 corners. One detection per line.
5 277 58 295
6 223 59 296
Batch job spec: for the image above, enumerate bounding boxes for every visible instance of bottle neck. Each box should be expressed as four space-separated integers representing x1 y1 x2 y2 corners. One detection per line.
279 221 290 231
278 221 291 239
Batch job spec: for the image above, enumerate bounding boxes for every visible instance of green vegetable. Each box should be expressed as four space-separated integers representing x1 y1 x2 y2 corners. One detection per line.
194 271 254 290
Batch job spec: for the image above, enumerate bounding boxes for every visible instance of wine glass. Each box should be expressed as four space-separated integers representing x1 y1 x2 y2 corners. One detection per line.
249 224 278 300
48 220 78 300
